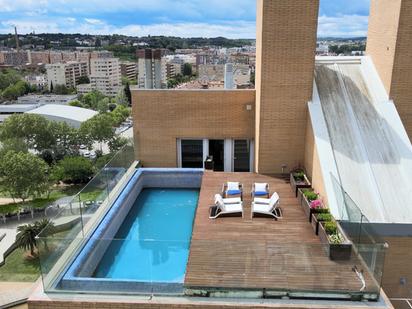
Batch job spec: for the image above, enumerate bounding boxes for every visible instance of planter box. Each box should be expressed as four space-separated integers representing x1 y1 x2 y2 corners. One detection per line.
300 193 319 222
290 173 311 197
311 213 331 235
318 222 352 260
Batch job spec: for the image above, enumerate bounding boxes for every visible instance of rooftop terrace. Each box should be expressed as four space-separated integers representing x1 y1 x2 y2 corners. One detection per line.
185 172 380 299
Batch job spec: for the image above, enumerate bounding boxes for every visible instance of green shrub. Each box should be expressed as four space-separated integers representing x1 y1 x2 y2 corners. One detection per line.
324 221 337 235
293 170 305 181
303 190 318 201
316 213 333 221
316 208 330 214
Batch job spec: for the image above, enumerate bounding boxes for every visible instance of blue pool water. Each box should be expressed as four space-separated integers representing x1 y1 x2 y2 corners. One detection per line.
93 188 199 283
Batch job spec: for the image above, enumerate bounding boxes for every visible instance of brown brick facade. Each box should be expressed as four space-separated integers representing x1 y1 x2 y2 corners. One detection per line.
132 89 255 167
254 0 319 174
366 0 412 141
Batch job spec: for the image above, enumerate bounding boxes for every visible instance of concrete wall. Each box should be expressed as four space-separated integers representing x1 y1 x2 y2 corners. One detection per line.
303 117 329 207
132 89 255 167
254 0 319 174
366 0 412 141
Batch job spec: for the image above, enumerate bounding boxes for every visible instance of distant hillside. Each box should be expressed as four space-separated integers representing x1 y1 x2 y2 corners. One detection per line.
0 33 255 50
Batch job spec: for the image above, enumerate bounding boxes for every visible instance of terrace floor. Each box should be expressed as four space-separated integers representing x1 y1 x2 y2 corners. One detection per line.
184 171 377 297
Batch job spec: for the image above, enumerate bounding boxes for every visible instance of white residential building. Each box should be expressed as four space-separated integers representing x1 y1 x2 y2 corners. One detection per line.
88 58 122 97
46 61 88 89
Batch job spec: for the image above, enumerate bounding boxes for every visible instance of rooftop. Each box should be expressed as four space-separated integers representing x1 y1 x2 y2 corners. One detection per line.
185 172 379 299
27 104 97 123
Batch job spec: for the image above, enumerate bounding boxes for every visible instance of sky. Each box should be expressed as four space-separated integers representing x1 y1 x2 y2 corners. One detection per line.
0 0 370 38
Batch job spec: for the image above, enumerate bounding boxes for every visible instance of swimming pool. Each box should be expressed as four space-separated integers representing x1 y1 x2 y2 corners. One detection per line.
94 188 199 282
60 168 202 293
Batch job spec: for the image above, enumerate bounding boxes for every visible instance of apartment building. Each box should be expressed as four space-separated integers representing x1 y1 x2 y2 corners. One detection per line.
25 1 412 309
27 51 50 65
120 61 138 81
0 50 28 66
46 61 88 89
88 57 122 97
137 49 167 89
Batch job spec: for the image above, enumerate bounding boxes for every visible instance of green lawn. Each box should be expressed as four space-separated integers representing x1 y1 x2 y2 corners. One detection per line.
0 248 40 282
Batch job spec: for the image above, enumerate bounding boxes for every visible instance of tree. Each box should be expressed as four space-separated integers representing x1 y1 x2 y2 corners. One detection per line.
1 80 30 100
0 151 49 203
78 76 90 84
16 219 55 256
80 90 105 110
54 156 95 184
115 88 129 107
97 97 110 113
52 84 70 95
0 138 28 156
0 114 55 151
49 81 54 93
16 223 38 256
34 219 55 251
110 105 130 126
69 100 84 108
183 63 193 76
108 136 129 152
124 82 132 106
80 113 114 150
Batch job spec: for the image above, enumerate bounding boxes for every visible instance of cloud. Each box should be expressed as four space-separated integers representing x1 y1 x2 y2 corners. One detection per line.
0 0 370 38
84 18 104 25
318 14 369 37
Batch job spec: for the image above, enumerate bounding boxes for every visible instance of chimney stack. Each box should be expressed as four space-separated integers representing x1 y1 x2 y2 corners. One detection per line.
14 26 20 51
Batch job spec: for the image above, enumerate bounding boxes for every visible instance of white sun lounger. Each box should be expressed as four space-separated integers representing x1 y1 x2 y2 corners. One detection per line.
252 192 282 219
210 194 243 219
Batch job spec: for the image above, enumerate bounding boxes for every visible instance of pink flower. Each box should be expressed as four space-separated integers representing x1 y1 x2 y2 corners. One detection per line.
310 199 322 209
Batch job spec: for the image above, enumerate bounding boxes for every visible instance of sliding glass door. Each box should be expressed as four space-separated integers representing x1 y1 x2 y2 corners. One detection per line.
181 140 204 168
233 140 250 172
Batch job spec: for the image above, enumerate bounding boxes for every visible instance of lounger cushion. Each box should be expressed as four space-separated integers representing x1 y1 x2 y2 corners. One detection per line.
254 197 270 204
253 203 272 213
227 182 240 191
254 191 268 196
255 183 267 192
227 189 241 195
223 197 242 204
225 203 243 212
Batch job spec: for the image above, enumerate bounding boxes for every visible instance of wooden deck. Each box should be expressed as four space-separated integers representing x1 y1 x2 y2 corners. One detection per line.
184 172 378 296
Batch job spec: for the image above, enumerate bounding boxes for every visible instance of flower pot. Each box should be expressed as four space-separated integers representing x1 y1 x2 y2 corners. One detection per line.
290 172 311 197
318 222 352 261
311 213 331 235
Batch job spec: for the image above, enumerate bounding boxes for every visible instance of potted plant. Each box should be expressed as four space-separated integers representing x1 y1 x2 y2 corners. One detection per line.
290 169 311 197
318 221 352 260
300 189 322 221
311 212 332 235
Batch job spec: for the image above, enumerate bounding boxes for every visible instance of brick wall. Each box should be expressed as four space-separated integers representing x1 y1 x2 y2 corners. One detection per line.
255 0 319 174
381 236 412 300
132 89 255 167
366 0 412 141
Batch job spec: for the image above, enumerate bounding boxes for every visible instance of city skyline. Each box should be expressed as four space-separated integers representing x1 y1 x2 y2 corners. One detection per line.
0 0 370 38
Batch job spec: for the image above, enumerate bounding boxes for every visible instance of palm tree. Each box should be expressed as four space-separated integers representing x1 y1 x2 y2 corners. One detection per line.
16 223 38 256
34 218 55 252
16 219 55 256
